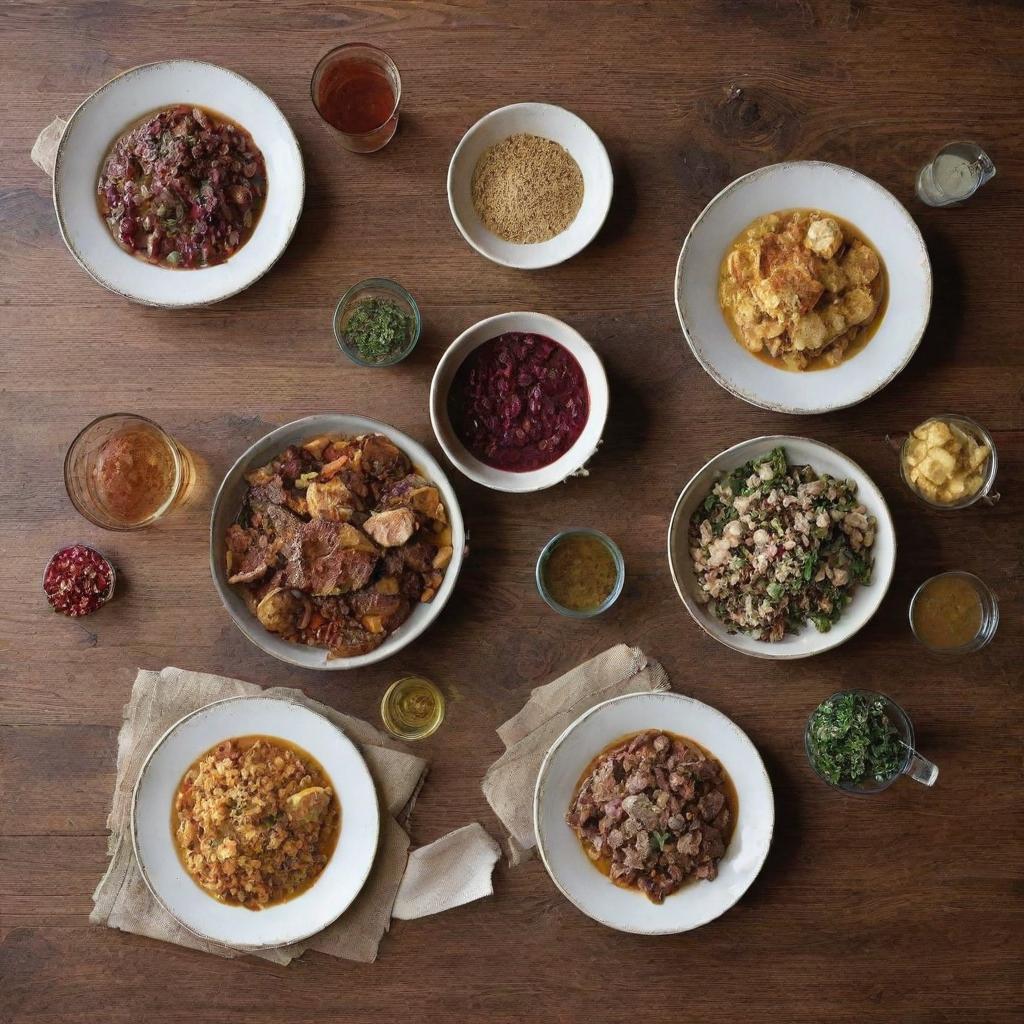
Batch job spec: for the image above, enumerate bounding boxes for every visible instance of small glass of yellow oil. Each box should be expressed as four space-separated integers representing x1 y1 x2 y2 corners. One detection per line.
380 676 446 740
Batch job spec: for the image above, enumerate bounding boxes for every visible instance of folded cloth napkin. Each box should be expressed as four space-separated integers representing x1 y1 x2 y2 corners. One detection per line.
482 644 669 862
91 667 500 964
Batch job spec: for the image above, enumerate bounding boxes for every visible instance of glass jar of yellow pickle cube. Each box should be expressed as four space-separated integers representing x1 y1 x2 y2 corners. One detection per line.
900 414 998 509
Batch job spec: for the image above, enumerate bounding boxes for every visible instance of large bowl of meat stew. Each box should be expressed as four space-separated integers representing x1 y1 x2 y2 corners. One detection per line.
534 691 774 934
210 415 465 670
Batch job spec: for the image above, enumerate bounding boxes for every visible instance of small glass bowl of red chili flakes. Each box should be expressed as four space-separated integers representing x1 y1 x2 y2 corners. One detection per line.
43 544 116 617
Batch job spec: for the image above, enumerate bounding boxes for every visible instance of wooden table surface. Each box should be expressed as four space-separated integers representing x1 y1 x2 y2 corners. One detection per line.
1 2 1021 1022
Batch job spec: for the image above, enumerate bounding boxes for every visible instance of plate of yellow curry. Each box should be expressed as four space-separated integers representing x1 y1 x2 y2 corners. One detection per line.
132 696 379 948
675 161 931 414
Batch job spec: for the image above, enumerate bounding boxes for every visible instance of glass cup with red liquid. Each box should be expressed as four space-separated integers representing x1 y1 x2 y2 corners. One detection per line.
311 43 401 153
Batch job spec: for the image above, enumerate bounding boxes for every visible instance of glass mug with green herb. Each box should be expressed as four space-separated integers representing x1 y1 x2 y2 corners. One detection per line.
805 690 938 793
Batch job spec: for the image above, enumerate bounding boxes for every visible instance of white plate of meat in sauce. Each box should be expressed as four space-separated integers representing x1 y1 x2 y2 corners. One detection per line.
210 415 465 670
53 60 303 307
675 161 931 414
132 696 379 949
667 435 896 659
535 692 773 934
430 312 608 492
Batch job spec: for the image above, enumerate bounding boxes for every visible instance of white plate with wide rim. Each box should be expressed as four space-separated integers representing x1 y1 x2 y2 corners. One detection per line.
210 414 465 670
534 691 774 935
132 696 379 949
429 312 608 493
667 435 896 659
54 60 304 307
447 102 613 269
675 161 931 414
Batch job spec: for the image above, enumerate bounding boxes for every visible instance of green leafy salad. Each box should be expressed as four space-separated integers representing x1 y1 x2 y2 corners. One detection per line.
807 692 904 786
688 447 875 642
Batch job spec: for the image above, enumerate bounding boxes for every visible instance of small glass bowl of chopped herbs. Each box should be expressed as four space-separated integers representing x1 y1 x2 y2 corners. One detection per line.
333 278 421 367
805 690 938 793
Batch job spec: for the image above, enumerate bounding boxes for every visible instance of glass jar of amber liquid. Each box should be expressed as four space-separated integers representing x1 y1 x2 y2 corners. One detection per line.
64 413 192 530
381 676 445 740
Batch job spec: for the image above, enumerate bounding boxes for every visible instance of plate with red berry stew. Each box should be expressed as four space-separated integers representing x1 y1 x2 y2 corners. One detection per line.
430 312 608 492
534 691 774 934
53 60 303 307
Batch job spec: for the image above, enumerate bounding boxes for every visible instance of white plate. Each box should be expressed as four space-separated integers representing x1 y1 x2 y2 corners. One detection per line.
132 696 379 949
667 435 896 659
54 60 304 307
447 102 613 269
429 312 608 492
210 414 465 670
534 691 774 934
675 161 931 414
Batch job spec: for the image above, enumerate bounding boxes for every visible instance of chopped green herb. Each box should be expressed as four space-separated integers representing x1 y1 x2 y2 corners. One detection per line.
808 692 903 786
649 830 671 852
341 296 414 364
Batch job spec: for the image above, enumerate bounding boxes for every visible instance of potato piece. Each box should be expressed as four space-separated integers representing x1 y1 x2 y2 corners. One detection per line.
920 449 955 484
789 311 828 352
944 476 966 499
924 420 953 446
968 443 990 470
804 217 843 259
964 472 983 494
905 439 928 465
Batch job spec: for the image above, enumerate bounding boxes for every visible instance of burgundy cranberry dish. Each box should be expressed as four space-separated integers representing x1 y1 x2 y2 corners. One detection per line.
566 729 736 904
225 433 453 660
447 331 589 472
97 104 267 268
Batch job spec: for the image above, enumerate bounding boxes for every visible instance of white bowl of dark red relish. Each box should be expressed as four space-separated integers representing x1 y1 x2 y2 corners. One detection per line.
430 312 608 492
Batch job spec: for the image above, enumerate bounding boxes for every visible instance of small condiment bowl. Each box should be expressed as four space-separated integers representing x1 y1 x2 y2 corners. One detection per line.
804 689 938 794
333 278 421 367
447 102 613 269
429 311 608 493
909 571 999 654
898 413 999 510
535 529 625 619
42 542 117 615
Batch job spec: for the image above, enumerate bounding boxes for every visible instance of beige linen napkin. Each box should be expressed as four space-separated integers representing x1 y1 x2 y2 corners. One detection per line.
92 667 498 964
31 117 67 176
482 644 669 862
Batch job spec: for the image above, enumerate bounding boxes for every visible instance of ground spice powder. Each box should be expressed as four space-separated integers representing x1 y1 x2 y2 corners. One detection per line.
471 133 584 244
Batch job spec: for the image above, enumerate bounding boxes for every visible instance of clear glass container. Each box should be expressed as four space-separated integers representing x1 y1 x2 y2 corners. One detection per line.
535 529 625 619
805 689 938 794
333 278 421 367
898 413 999 510
311 43 401 154
380 676 445 740
42 542 116 615
64 413 191 530
910 571 999 654
916 142 995 207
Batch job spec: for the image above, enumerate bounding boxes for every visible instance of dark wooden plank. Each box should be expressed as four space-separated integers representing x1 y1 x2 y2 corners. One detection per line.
0 2 1021 1023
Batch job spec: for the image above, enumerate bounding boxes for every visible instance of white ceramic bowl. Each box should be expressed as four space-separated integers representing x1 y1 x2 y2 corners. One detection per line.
667 435 896 659
429 312 608 493
675 161 931 414
132 696 379 948
54 60 304 307
447 102 613 269
210 414 465 670
535 691 774 934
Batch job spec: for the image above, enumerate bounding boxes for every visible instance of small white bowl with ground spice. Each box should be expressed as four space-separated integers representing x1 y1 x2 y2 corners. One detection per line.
447 103 613 269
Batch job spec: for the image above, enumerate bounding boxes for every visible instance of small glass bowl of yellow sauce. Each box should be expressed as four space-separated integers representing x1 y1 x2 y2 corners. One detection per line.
380 676 446 740
910 571 999 654
536 529 625 619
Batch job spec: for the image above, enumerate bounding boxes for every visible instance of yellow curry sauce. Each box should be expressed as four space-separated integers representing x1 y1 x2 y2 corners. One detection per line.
912 575 984 649
542 533 618 612
719 209 888 372
172 735 341 909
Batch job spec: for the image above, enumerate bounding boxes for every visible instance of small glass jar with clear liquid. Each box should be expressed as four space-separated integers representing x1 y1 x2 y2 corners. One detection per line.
916 142 995 207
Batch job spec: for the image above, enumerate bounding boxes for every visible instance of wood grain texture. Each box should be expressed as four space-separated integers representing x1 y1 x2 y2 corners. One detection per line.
1 1 1021 1022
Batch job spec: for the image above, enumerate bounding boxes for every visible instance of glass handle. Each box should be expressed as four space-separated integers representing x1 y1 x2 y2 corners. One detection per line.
972 150 996 185
980 489 1001 507
884 432 906 454
903 748 939 787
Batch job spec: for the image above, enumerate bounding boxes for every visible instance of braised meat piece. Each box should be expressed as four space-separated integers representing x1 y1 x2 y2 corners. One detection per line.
227 433 454 659
566 730 734 904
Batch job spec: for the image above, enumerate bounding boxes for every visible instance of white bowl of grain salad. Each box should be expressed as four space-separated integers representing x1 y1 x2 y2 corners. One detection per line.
447 102 613 269
667 436 896 660
133 696 379 948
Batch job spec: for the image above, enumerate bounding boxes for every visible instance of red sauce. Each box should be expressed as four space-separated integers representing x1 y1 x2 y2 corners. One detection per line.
315 61 396 134
448 332 589 472
43 544 114 617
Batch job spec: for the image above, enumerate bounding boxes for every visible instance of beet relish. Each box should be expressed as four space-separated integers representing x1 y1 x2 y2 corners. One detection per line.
43 544 115 617
448 332 589 472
